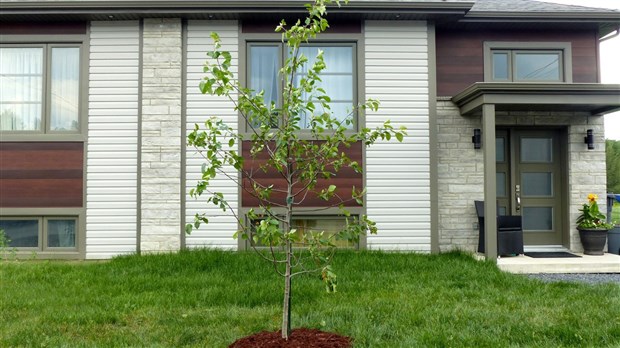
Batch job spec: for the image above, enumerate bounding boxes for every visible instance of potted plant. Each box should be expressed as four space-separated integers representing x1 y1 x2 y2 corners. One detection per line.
576 194 613 255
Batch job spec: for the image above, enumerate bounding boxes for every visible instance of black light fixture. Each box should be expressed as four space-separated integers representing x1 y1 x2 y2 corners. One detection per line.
584 129 594 150
472 128 481 149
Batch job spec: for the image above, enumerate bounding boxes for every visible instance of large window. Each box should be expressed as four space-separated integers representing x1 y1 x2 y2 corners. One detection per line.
247 43 356 130
491 50 563 82
0 217 77 250
484 42 572 83
0 45 81 133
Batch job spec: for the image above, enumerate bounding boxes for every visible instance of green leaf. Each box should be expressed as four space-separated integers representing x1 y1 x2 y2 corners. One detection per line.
184 224 193 235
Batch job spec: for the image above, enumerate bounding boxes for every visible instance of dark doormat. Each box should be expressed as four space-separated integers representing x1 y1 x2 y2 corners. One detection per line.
524 252 581 258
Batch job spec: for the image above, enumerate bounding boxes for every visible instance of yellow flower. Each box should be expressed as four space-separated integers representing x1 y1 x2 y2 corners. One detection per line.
587 194 598 203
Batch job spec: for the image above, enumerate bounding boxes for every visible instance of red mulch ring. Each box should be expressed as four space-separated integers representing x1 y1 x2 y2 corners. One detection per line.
228 328 352 348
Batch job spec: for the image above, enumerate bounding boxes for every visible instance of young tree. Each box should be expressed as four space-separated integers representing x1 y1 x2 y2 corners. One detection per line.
186 0 406 339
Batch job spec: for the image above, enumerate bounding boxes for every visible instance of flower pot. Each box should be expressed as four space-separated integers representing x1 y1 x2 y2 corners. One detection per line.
578 228 608 256
608 226 620 255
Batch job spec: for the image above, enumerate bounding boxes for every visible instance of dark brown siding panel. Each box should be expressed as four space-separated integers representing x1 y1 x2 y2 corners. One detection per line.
241 140 363 207
0 142 83 208
0 22 87 35
436 30 599 96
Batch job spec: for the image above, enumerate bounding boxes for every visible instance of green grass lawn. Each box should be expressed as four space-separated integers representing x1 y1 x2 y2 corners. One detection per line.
612 201 620 223
1 250 619 347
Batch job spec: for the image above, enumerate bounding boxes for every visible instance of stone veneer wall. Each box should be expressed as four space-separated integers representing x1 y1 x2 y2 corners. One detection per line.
140 19 183 252
436 99 482 251
436 99 607 253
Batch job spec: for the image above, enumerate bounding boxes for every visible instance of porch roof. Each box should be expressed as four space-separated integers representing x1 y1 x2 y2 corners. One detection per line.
451 83 620 116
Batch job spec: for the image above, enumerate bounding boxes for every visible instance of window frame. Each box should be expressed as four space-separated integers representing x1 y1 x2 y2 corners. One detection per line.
483 42 572 83
0 34 87 142
0 207 84 259
244 212 363 250
244 39 359 134
0 215 79 252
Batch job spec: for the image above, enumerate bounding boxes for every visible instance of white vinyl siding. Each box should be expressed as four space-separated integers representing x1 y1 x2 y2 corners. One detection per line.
185 20 239 249
364 21 431 251
86 21 140 259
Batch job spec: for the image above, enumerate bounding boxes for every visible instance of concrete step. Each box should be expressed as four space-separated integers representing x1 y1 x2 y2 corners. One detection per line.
497 253 620 274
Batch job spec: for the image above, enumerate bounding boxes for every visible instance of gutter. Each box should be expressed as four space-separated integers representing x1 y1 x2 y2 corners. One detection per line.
600 26 620 42
0 0 475 12
461 11 620 21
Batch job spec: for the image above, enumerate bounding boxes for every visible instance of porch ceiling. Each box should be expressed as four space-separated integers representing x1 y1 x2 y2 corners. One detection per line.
452 82 620 116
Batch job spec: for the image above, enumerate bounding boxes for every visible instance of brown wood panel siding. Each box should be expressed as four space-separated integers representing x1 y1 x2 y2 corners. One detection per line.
241 140 363 207
0 22 88 35
0 142 83 208
436 30 599 96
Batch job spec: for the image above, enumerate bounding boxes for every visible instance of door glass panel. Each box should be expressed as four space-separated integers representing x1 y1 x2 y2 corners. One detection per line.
498 206 507 216
522 207 553 231
0 219 39 247
522 172 552 197
496 172 506 197
47 219 76 248
520 138 552 163
496 138 505 162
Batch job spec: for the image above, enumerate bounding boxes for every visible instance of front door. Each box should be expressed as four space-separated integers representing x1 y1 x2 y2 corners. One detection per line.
496 129 565 246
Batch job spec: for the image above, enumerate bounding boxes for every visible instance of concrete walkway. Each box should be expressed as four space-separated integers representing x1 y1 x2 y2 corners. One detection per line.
497 253 620 274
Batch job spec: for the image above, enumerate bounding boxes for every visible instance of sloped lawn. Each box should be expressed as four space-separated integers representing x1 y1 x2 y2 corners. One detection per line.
1 250 619 347
612 201 620 223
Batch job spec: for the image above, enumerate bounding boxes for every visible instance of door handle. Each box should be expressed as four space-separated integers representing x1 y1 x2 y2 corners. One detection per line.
515 185 521 212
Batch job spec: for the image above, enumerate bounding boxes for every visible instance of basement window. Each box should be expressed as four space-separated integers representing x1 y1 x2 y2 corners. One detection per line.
0 216 77 250
248 215 357 248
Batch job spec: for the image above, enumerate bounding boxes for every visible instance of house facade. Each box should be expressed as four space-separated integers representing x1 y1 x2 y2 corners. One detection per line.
1 0 618 259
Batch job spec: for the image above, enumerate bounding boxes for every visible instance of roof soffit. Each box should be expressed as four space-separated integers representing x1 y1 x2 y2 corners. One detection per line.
452 83 620 116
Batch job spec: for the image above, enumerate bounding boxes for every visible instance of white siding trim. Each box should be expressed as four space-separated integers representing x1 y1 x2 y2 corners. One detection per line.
185 20 239 249
364 21 431 251
86 21 140 259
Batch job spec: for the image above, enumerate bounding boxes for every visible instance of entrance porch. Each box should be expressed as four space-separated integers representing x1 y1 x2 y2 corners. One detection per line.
450 83 620 260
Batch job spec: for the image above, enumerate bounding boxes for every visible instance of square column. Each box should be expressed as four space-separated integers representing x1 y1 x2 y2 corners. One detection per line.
482 104 497 260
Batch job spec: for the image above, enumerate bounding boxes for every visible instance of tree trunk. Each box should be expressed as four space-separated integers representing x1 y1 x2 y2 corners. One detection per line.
282 145 294 340
281 239 292 339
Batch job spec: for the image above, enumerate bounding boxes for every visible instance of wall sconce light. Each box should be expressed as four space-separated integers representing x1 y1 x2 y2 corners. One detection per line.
584 129 594 150
472 128 481 149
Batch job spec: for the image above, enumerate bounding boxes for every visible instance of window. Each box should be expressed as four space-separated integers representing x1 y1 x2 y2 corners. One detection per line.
0 217 77 250
248 215 357 248
247 43 356 130
0 44 81 133
491 50 562 82
484 42 572 83
292 216 355 248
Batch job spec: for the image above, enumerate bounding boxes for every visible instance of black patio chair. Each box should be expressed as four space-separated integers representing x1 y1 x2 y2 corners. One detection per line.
474 200 524 256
